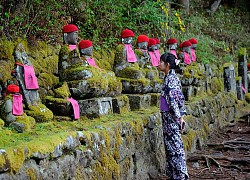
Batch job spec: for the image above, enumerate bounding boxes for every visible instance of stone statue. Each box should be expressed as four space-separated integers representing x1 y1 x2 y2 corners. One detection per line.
113 29 153 93
1 84 35 132
189 38 198 62
153 38 161 62
178 40 192 65
135 34 150 69
148 38 159 67
113 29 145 80
13 43 53 122
58 24 81 82
77 39 122 98
167 38 178 59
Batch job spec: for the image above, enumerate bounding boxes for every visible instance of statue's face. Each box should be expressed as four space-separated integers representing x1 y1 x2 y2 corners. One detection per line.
148 45 156 52
191 44 197 49
183 46 191 53
155 44 160 50
138 42 148 50
80 46 93 56
63 31 78 45
122 37 133 44
169 43 177 50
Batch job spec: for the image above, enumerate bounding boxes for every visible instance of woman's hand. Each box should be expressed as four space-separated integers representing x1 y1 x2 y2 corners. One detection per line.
180 117 186 131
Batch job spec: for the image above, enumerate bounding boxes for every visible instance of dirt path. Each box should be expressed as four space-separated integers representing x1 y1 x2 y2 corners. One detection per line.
187 120 250 180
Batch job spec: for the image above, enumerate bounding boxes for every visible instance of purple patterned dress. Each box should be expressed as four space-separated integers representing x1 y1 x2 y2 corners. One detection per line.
160 69 189 180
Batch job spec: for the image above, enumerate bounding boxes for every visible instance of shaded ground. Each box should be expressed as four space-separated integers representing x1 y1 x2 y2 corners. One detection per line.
187 119 250 180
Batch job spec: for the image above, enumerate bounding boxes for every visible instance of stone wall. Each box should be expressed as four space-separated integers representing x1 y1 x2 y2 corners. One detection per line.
0 92 249 180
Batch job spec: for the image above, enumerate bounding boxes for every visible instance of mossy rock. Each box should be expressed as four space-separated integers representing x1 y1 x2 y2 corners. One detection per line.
116 66 144 79
26 103 53 122
54 82 71 99
245 93 250 103
211 77 224 94
16 114 36 131
0 118 4 128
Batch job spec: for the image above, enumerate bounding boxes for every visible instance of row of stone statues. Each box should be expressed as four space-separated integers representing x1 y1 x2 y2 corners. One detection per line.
0 24 199 132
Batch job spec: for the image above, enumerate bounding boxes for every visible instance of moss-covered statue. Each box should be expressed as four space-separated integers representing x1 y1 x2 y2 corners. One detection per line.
153 38 161 62
135 34 150 69
13 43 53 122
189 38 198 62
78 39 122 97
113 29 152 93
167 38 178 59
134 35 159 81
1 84 35 132
178 40 192 65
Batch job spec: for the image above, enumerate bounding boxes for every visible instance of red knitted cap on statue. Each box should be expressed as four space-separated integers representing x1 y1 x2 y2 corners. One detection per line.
7 84 19 94
182 40 192 47
179 43 183 48
62 24 78 33
121 29 134 38
248 63 250 70
189 38 198 44
154 38 160 44
148 38 156 47
137 35 149 43
79 40 93 49
167 38 178 44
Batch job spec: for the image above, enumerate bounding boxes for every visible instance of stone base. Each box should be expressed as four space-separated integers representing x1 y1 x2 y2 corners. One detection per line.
127 94 151 111
120 78 151 94
78 97 113 119
45 97 73 117
112 95 130 114
149 93 160 107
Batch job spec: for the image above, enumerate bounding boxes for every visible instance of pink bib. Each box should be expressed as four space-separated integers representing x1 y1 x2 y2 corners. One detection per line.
124 44 137 62
170 50 178 59
12 94 23 116
67 98 80 119
191 49 196 62
86 58 99 68
23 65 39 90
148 51 159 67
184 52 191 65
155 49 161 61
242 84 246 94
69 45 77 51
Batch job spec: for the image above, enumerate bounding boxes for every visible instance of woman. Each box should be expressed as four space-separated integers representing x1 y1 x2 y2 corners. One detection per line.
158 53 189 180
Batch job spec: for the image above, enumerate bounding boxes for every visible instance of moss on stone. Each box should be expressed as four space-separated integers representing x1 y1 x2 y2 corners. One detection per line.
26 167 37 180
183 130 196 151
245 93 250 103
16 114 36 131
238 48 247 58
0 118 5 128
117 65 144 79
54 82 71 99
0 38 15 60
211 77 224 94
26 103 53 122
45 96 69 103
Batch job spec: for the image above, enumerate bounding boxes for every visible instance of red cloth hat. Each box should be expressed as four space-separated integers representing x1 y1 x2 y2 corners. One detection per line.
182 40 192 47
137 35 149 43
179 43 183 48
154 38 160 44
7 84 19 94
189 38 198 44
121 29 134 38
248 63 250 70
148 38 156 47
79 40 93 49
62 24 78 33
167 38 178 44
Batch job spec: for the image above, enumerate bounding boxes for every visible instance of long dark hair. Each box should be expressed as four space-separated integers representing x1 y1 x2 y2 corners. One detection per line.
160 53 180 70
